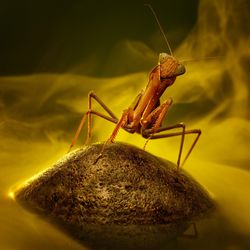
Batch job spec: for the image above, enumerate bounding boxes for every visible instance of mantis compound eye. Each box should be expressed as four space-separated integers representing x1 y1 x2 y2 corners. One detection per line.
175 64 186 76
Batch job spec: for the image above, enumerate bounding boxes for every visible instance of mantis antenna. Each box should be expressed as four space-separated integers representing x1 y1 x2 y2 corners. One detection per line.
145 3 173 56
180 56 222 63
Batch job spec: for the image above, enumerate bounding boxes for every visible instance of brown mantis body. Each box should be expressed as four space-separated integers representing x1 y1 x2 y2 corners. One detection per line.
68 6 201 171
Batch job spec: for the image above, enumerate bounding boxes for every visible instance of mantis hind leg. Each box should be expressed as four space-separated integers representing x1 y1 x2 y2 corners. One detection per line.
68 91 118 152
86 91 118 144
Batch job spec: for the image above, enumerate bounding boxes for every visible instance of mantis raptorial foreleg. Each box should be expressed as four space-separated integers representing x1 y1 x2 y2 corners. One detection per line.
68 92 118 152
140 98 172 130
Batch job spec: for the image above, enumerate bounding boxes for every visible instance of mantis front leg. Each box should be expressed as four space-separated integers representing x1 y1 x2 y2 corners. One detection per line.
141 98 201 170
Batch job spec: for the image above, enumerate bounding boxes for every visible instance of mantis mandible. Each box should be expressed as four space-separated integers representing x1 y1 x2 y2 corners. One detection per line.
68 5 201 171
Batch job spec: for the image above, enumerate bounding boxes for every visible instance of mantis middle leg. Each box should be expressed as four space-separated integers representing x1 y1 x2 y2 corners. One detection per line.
143 125 201 170
140 98 201 170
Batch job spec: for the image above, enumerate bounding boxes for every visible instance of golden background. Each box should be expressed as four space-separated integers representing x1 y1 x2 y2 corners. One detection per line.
0 0 249 249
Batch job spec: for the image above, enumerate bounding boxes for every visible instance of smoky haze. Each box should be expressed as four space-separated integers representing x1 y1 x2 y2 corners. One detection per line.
0 0 250 249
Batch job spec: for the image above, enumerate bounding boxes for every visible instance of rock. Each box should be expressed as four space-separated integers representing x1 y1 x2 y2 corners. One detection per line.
15 142 214 249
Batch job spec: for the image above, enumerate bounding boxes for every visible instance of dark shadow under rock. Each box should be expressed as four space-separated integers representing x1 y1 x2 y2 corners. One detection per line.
15 142 215 249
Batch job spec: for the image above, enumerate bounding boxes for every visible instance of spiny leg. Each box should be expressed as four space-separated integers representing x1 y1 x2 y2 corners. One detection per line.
140 98 186 166
99 91 144 155
68 91 118 152
180 130 201 168
163 128 201 168
143 123 186 167
68 112 87 153
140 97 189 169
143 126 201 170
99 109 130 155
68 111 118 153
86 91 118 144
140 98 173 152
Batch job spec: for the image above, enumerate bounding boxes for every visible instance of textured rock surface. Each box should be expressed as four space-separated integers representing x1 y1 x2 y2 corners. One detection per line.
16 142 214 225
15 142 214 249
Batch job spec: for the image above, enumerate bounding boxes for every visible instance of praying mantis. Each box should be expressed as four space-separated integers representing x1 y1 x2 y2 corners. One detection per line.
68 5 201 171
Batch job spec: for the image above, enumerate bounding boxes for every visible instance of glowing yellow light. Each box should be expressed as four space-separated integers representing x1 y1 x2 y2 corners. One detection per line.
8 191 15 200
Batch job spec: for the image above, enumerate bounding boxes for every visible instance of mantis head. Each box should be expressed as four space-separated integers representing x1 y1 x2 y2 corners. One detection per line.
159 53 186 79
145 5 186 80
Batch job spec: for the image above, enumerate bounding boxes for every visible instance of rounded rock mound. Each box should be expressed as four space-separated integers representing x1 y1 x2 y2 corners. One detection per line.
15 142 214 226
